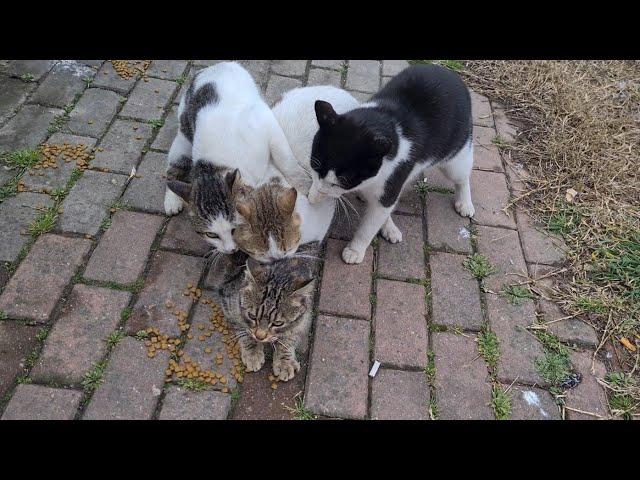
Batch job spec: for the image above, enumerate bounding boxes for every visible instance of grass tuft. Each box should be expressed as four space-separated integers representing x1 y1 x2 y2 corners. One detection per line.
491 386 512 419
82 361 107 392
501 284 535 306
463 253 497 280
477 326 500 370
106 330 126 348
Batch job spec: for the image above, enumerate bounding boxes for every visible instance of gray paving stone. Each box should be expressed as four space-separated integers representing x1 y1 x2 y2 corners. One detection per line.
192 60 225 67
432 332 494 419
377 214 425 280
430 252 484 331
395 181 424 215
539 297 598 347
160 210 210 256
508 385 560 420
426 192 472 253
159 387 231 420
265 75 303 107
311 60 345 70
84 211 163 285
237 60 270 90
92 119 153 174
147 60 189 80
151 104 178 152
126 251 204 337
1 384 82 420
121 151 166 214
307 67 342 87
516 208 566 266
92 61 138 93
0 60 56 81
0 323 38 399
328 193 366 241
346 90 371 103
566 350 610 420
0 105 63 153
78 60 103 68
305 315 370 419
471 90 494 128
0 192 54 263
475 225 528 292
30 284 131 385
67 88 122 138
21 133 96 192
371 368 429 420
470 170 516 228
492 102 518 144
382 60 409 77
83 337 169 420
0 76 33 123
120 77 177 121
31 62 94 108
58 170 127 235
0 234 91 322
271 60 307 77
423 168 454 191
345 60 380 93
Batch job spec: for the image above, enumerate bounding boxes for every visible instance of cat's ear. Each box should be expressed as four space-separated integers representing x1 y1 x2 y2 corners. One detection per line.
289 276 314 311
167 180 192 202
292 276 314 293
315 100 338 128
371 135 392 157
235 200 251 219
277 187 298 215
246 257 268 283
225 168 240 191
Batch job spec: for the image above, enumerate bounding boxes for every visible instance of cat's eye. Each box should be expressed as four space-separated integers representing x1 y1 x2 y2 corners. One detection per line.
247 312 257 321
205 232 219 239
272 321 284 327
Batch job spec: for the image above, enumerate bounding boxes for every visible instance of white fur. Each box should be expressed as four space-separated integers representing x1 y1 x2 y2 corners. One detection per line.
438 140 475 217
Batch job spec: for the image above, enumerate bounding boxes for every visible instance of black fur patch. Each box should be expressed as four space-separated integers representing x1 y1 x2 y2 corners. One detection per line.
166 154 192 181
179 82 219 143
192 160 235 220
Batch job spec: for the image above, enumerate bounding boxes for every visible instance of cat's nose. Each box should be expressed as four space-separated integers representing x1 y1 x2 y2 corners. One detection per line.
255 329 268 341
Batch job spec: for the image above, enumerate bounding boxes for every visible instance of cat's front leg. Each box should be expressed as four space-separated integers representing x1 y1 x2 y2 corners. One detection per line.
343 203 396 264
272 341 300 382
239 335 265 372
164 132 193 215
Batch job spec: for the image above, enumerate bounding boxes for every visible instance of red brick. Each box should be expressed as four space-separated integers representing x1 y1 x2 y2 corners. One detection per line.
126 251 204 337
1 384 82 420
318 239 372 320
0 234 91 322
30 284 131 385
507 385 560 420
422 169 454 192
565 351 610 420
432 332 493 419
371 368 429 420
158 387 231 420
84 211 163 285
395 183 423 215
516 208 566 266
160 211 210 256
83 337 169 420
0 323 38 398
377 214 424 280
374 279 427 368
475 225 527 292
430 252 483 331
305 315 369 419
426 192 472 253
470 170 516 228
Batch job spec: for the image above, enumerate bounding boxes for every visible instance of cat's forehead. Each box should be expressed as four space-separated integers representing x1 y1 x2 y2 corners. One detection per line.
207 213 235 231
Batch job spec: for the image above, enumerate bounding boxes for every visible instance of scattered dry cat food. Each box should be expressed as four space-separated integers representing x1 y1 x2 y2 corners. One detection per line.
34 143 95 175
109 60 151 80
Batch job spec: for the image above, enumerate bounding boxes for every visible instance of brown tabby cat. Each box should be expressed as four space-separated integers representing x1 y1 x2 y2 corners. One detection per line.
217 243 318 381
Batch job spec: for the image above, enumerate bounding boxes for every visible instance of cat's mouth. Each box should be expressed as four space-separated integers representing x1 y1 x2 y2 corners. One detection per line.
251 329 277 343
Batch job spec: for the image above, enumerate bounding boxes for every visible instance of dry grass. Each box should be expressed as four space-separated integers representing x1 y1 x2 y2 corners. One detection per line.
462 61 640 416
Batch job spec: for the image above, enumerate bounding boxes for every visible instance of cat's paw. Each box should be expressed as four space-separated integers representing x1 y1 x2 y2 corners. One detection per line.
342 245 366 264
273 356 300 382
241 347 265 372
380 220 403 244
164 189 184 216
454 199 475 218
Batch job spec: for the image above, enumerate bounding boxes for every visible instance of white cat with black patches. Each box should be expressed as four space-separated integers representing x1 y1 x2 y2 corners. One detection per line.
164 61 309 254
307 64 475 264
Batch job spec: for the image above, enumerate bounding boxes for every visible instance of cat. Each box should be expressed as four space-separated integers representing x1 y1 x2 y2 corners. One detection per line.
163 61 310 255
217 243 319 381
306 64 475 264
230 85 360 263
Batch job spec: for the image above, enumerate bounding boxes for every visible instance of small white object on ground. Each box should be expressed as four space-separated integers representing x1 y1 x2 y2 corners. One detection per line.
369 360 381 378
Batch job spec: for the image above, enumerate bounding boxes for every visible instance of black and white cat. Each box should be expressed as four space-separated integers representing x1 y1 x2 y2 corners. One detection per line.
307 64 475 264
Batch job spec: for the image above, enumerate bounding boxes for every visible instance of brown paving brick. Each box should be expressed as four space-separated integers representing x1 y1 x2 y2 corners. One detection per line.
395 182 424 215
470 91 494 128
84 211 163 285
492 102 518 144
426 192 472 253
160 210 210 257
504 160 530 197
507 385 560 420
92 119 153 175
0 323 38 399
30 284 131 385
0 234 91 322
538 297 598 347
516 208 566 266
158 387 231 420
470 170 515 228
305 315 369 419
375 279 427 368
318 239 372 320
1 384 82 420
432 332 493 419
487 296 546 385
328 193 366 241
422 168 454 192
83 337 169 420
565 350 610 420
126 251 204 337
377 214 424 280
371 368 429 420
473 133 503 172
430 252 483 331
475 225 527 292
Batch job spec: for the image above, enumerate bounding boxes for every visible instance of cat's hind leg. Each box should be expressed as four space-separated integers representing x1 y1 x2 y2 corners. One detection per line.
438 140 475 218
164 131 192 216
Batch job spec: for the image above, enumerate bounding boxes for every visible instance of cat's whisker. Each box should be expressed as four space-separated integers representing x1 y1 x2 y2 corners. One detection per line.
341 195 360 218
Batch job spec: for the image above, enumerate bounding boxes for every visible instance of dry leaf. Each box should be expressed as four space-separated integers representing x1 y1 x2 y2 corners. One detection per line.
565 188 578 203
620 337 637 352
